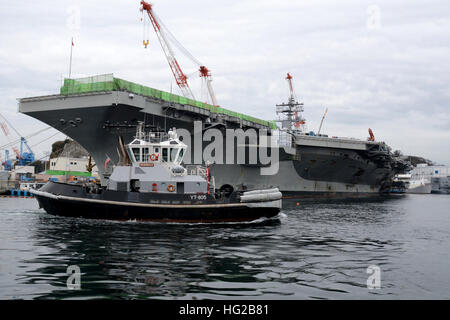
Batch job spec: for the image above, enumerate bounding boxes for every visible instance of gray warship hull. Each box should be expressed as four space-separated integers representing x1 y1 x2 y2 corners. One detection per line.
18 80 407 198
431 177 450 194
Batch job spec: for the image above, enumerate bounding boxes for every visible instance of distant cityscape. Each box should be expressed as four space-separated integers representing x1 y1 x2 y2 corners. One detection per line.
1 139 99 197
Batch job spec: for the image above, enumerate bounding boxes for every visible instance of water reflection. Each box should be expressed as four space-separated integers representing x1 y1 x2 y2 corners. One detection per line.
3 194 449 299
21 214 285 299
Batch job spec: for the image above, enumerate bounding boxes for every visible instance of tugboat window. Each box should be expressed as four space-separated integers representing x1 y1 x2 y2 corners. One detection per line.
142 148 150 162
162 148 168 162
132 148 141 162
177 149 184 163
170 148 178 162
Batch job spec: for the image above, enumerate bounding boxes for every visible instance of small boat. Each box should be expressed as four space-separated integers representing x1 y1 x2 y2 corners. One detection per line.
32 123 282 223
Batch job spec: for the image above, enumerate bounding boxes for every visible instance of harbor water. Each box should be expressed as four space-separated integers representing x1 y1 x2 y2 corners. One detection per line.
0 194 449 299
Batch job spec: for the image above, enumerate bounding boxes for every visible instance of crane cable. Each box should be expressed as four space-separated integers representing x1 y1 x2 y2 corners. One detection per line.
0 112 22 138
157 15 218 105
0 123 72 153
29 127 71 149
153 12 202 67
142 9 150 48
0 127 53 151
0 126 71 163
0 111 52 151
141 4 217 105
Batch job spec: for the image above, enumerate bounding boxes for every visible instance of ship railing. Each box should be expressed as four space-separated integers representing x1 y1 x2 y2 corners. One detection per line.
148 132 169 143
134 131 170 143
185 165 209 179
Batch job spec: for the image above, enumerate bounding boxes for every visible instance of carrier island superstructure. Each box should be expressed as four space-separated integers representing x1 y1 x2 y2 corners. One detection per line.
18 74 409 198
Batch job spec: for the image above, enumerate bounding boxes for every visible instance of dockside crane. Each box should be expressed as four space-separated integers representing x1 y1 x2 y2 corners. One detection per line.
0 113 35 169
2 150 12 171
139 1 218 106
18 137 35 166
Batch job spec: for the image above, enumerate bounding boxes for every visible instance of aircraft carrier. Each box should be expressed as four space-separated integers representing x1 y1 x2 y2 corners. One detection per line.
18 74 409 198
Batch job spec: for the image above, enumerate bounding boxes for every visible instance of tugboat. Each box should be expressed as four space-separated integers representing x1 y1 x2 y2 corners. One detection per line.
32 123 282 223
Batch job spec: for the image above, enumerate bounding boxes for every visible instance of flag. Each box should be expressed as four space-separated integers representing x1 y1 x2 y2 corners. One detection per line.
104 156 111 169
72 39 74 46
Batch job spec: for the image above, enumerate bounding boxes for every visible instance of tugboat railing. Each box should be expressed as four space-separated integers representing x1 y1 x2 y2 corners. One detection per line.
134 131 170 143
185 165 208 179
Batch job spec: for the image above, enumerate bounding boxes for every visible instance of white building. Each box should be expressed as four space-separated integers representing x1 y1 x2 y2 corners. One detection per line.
411 163 450 182
10 165 35 181
49 156 99 176
14 165 35 175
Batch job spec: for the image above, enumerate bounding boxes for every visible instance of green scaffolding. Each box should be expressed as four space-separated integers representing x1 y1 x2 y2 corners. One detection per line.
60 74 277 130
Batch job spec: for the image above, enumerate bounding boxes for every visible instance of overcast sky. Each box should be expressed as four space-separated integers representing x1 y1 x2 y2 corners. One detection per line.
1 0 449 164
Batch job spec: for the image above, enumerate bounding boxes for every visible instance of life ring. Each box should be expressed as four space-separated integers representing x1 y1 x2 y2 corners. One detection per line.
167 184 175 192
150 153 158 161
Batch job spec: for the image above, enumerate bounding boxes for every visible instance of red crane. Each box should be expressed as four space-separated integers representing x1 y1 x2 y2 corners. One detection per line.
286 73 295 100
285 73 304 128
140 1 218 105
199 66 217 106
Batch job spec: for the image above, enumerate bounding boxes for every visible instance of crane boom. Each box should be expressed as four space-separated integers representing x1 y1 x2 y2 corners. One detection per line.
317 108 328 135
140 1 218 105
199 66 217 106
368 128 375 141
286 72 295 100
140 1 194 99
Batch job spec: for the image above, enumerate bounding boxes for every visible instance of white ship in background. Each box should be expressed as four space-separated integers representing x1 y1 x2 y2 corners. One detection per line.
407 176 432 194
414 164 450 195
398 164 450 194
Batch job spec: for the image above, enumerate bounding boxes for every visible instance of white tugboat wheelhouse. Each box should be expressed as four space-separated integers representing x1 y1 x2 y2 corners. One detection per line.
127 125 187 169
107 123 209 194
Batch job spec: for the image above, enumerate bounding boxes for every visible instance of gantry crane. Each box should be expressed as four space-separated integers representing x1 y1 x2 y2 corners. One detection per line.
139 1 218 106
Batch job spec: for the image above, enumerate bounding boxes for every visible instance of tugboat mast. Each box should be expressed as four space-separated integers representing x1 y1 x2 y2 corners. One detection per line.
276 73 305 132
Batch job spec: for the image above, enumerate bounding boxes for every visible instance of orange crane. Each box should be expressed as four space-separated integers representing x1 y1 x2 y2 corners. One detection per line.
140 1 218 106
368 128 375 141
